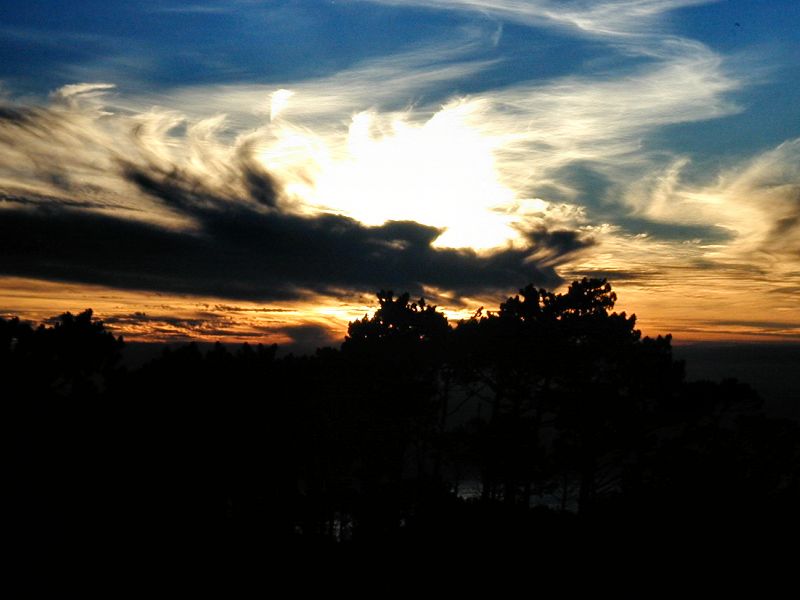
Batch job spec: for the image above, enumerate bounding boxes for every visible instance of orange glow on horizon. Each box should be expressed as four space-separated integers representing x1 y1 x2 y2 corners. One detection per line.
2 275 799 348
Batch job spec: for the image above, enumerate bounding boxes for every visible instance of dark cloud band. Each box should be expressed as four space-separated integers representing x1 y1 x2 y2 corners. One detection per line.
0 199 590 302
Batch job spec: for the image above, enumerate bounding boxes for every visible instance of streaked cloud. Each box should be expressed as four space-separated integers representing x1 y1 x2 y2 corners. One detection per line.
355 0 715 39
627 137 800 270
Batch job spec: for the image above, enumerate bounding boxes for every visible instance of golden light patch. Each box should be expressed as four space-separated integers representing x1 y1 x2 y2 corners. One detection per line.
260 100 523 250
0 277 352 345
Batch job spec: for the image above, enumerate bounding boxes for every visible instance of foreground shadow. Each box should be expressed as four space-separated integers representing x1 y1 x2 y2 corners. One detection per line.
3 280 799 557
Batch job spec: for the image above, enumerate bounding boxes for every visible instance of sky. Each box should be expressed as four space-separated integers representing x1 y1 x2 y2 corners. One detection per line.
1 0 799 346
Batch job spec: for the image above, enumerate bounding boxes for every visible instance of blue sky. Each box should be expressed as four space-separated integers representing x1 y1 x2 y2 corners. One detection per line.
1 0 799 343
3 1 797 159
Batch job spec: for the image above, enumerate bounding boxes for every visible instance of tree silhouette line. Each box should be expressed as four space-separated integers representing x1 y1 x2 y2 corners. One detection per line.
3 279 799 554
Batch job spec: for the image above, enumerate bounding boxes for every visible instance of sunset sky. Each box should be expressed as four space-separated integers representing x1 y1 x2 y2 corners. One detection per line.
1 0 799 346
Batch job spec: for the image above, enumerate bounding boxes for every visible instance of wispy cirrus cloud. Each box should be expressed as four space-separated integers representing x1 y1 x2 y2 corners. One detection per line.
627 137 800 268
556 138 800 341
113 25 498 128
354 0 716 40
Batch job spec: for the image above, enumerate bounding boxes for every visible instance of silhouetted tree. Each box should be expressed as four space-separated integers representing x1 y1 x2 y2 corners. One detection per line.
452 284 558 504
341 291 451 538
452 279 683 512
2 310 125 550
3 281 799 553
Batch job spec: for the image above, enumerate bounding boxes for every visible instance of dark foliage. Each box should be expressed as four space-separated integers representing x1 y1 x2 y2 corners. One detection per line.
3 280 799 558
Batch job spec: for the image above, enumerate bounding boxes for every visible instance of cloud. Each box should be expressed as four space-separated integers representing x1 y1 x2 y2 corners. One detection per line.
52 83 117 103
1 3 742 251
0 87 592 301
0 196 588 302
0 84 291 229
149 3 235 14
340 0 743 208
114 26 497 129
97 309 348 350
98 311 270 341
275 323 344 355
664 139 800 269
0 59 616 305
466 45 740 191
355 1 715 39
608 137 800 267
109 39 740 251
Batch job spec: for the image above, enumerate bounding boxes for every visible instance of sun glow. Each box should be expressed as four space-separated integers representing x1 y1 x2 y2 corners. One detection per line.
261 98 523 250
